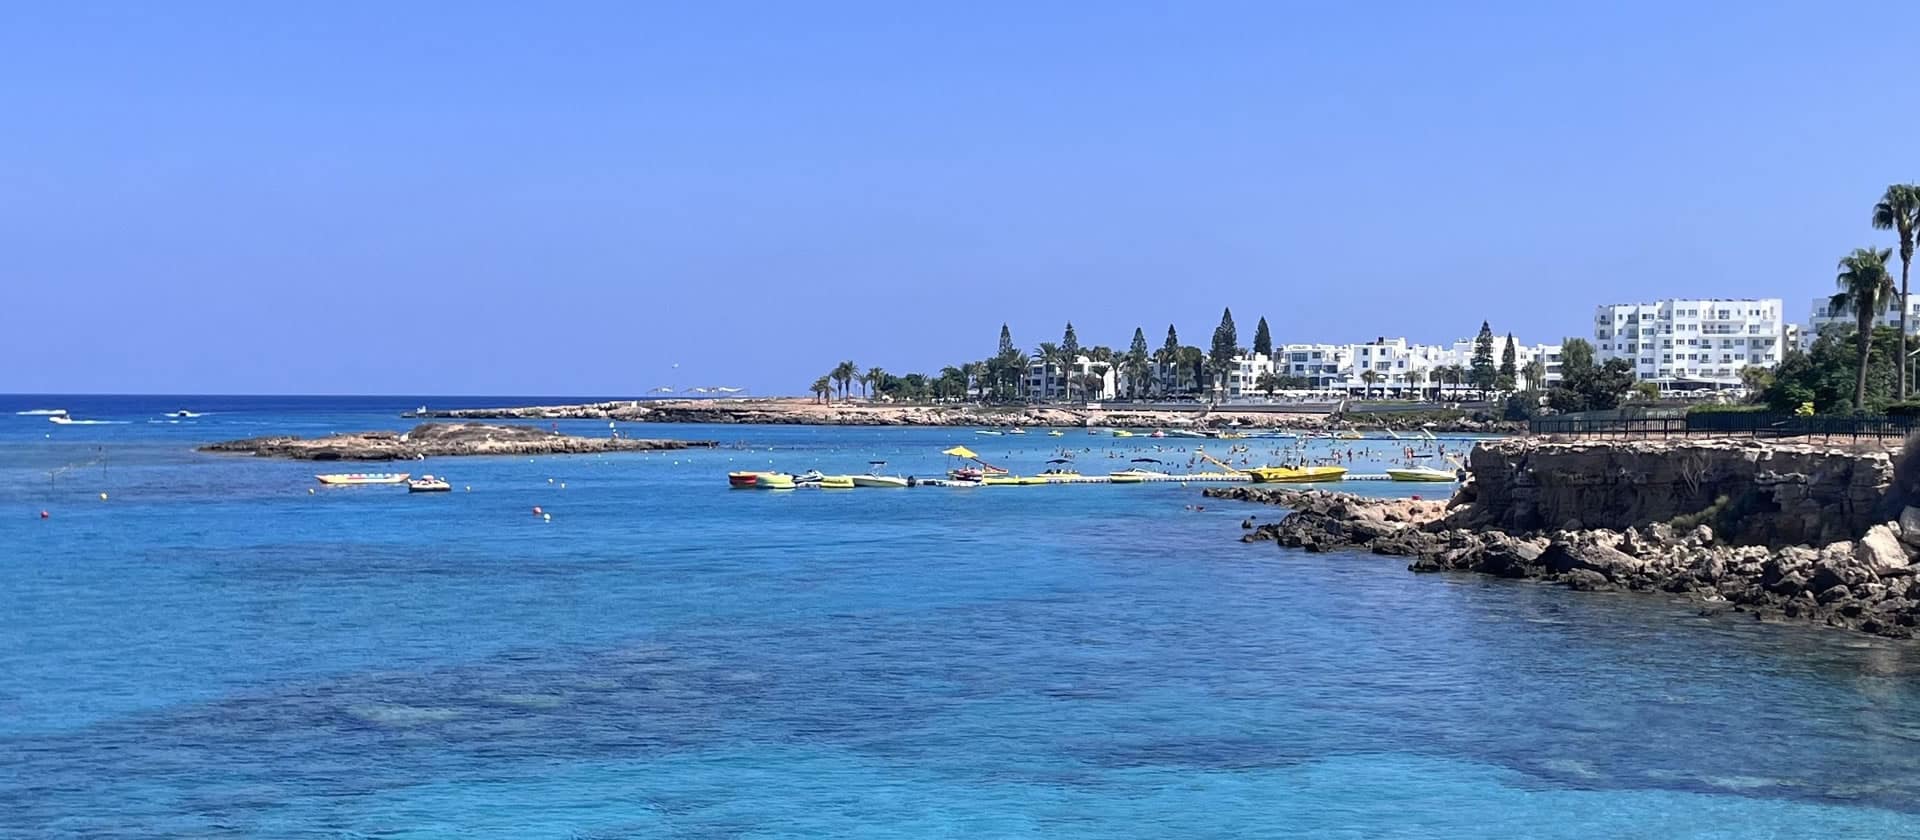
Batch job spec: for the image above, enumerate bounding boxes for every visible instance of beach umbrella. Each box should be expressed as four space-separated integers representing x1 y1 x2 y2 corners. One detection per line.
1132 457 1163 464
942 445 979 459
1046 458 1072 464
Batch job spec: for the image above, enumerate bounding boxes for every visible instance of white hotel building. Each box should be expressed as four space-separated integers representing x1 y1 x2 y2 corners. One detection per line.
1593 298 1784 389
1806 296 1920 349
1223 337 1562 398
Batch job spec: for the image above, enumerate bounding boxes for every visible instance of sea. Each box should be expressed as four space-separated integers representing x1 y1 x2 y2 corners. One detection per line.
3 394 1919 838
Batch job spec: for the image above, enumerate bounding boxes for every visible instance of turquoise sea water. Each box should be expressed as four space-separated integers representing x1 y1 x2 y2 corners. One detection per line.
4 395 1920 838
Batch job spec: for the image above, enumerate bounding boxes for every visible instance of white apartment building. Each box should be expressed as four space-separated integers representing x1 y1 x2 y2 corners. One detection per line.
1233 338 1561 398
1593 298 1784 389
1807 296 1920 347
1024 354 1119 401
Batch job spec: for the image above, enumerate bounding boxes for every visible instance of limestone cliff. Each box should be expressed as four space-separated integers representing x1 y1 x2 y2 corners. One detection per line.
1458 438 1895 547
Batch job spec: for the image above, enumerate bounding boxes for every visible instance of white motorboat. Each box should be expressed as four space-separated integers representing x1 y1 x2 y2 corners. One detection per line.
850 461 909 488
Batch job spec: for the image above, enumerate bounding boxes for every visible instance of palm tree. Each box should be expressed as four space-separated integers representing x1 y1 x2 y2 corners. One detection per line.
938 366 964 401
1359 369 1382 399
1522 359 1547 392
1405 368 1427 402
863 366 887 401
1034 342 1062 402
1176 346 1205 396
1873 185 1920 398
831 360 857 401
1436 364 1464 400
1086 346 1115 404
1832 247 1896 407
1256 370 1281 399
810 376 832 404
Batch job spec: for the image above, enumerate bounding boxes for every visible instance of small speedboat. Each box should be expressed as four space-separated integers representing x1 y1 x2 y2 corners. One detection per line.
814 475 856 489
1386 466 1458 482
729 471 774 488
48 415 75 425
755 473 797 490
1007 427 1027 435
1109 467 1169 480
408 475 452 492
851 462 909 488
974 430 1004 436
1047 429 1065 437
165 410 202 418
1149 430 1166 439
316 473 410 486
1246 465 1348 484
1111 429 1135 438
1336 431 1365 440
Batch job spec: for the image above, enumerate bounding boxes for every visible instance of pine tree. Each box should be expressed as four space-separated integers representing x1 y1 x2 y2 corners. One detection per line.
1209 307 1239 400
1127 327 1151 398
1497 333 1518 392
1470 321 1497 396
1060 322 1081 401
1252 317 1273 358
998 324 1015 358
1161 325 1181 395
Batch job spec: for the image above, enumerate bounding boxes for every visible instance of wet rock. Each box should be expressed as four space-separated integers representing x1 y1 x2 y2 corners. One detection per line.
1562 569 1611 591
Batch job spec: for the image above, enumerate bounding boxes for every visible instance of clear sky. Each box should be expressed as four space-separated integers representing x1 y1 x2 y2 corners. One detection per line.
3 1 1916 395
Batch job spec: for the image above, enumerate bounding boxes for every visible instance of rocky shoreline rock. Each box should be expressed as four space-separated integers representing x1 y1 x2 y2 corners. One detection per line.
1208 483 1920 640
200 423 716 461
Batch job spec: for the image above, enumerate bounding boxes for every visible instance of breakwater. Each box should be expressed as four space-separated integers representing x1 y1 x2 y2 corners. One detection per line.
1209 437 1920 639
200 422 716 460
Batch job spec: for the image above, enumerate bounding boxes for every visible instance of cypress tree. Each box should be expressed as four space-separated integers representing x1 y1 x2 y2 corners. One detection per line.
1470 321 1497 395
1498 333 1518 392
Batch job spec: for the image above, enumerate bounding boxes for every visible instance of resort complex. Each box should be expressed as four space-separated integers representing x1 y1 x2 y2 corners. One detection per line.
1591 298 1787 389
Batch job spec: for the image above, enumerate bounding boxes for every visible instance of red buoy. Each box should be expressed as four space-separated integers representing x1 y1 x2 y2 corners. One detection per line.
39 510 49 519
532 506 543 516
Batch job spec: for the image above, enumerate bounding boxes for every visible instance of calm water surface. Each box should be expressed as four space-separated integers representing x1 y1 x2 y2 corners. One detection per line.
2 395 1918 838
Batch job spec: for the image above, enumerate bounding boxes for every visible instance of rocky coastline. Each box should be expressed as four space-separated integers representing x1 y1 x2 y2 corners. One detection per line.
200 423 716 461
1207 437 1920 640
405 398 1520 433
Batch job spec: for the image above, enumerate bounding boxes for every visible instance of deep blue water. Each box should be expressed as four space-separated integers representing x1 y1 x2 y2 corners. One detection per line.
4 395 1920 838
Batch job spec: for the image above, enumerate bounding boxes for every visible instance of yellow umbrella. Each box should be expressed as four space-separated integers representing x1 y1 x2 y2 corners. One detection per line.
942 445 979 459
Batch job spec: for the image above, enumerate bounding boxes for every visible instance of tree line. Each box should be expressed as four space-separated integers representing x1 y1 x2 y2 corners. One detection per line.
814 311 1566 406
1752 183 1920 414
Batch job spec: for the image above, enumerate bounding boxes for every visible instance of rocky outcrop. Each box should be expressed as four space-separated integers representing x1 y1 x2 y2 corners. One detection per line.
1461 438 1896 547
1207 485 1920 639
200 423 716 461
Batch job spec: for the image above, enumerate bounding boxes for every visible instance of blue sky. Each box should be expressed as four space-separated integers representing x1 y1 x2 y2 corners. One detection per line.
3 1 1916 395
